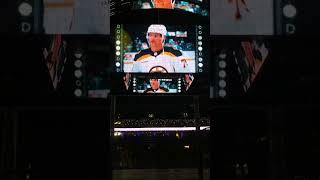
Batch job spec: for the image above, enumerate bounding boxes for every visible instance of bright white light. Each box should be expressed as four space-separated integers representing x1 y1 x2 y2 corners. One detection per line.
198 57 203 62
18 2 32 16
198 47 203 51
218 89 227 97
200 126 210 130
74 53 83 59
116 40 121 45
74 70 82 78
115 62 121 67
184 145 190 149
114 132 122 136
74 89 82 97
219 80 227 88
218 70 226 78
74 60 82 68
198 36 202 40
218 60 227 68
116 51 121 56
116 46 121 50
283 4 297 18
219 53 227 59
176 133 180 138
114 126 210 132
198 41 202 46
198 63 203 68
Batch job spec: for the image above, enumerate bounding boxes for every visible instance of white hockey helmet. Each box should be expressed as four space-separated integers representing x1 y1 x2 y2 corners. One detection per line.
146 24 167 46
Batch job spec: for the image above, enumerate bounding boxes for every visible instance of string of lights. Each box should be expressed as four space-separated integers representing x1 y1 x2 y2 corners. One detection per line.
114 118 209 128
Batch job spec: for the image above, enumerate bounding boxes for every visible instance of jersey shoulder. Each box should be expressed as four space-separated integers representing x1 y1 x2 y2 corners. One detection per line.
144 88 153 93
159 87 169 92
164 47 182 57
134 49 152 61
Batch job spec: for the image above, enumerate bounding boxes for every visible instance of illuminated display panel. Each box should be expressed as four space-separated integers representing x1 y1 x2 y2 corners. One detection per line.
211 0 298 35
212 37 271 98
119 73 195 94
17 0 110 34
133 0 208 16
41 35 110 98
113 24 207 73
43 0 109 34
211 0 274 35
133 77 180 93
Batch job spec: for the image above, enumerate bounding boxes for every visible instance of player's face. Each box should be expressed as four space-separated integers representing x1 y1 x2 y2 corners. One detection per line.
148 32 163 52
150 79 160 90
153 0 174 9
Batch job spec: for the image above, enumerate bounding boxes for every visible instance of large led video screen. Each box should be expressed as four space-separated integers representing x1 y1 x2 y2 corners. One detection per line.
211 0 274 35
133 77 180 93
17 0 109 34
41 35 110 98
113 24 207 73
118 73 198 95
212 37 271 98
133 0 209 16
43 0 109 34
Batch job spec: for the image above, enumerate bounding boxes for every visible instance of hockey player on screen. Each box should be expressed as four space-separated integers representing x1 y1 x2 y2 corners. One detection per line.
144 79 169 93
151 0 175 9
132 24 190 73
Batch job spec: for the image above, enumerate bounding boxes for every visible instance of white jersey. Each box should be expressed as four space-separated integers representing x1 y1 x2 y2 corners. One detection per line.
132 47 190 73
144 87 169 93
